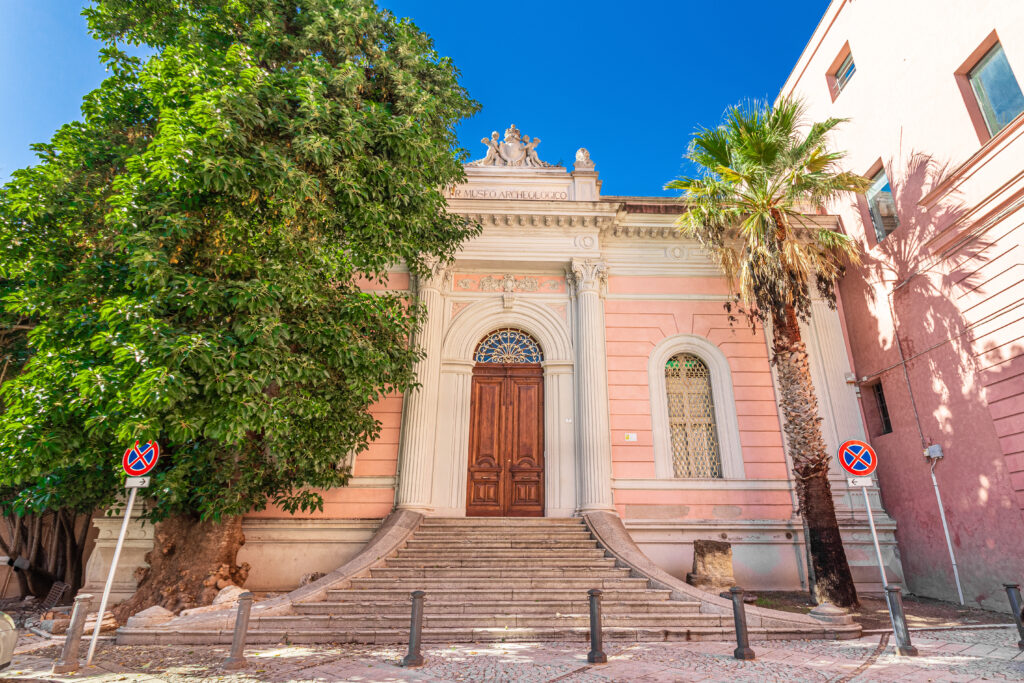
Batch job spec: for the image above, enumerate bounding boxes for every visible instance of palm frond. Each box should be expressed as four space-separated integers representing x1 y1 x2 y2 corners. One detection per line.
665 96 865 317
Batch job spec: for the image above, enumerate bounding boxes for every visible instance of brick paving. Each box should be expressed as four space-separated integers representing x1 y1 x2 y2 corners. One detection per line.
4 626 1022 681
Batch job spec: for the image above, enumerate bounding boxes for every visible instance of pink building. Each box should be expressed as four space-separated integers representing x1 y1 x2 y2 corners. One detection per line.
782 0 1024 610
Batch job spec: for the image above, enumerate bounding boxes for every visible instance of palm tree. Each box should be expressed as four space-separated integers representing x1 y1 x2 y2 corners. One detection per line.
666 98 869 607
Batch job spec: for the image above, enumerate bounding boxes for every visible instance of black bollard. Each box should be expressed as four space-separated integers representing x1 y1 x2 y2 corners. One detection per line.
223 592 254 670
52 593 93 674
884 585 918 656
729 586 755 660
1005 584 1024 650
587 588 607 664
400 590 426 667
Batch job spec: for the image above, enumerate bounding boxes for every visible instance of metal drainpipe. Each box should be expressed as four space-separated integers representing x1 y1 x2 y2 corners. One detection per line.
886 281 927 449
887 276 965 605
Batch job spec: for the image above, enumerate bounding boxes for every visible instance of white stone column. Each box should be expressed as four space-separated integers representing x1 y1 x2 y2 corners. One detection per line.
570 258 615 512
395 261 451 512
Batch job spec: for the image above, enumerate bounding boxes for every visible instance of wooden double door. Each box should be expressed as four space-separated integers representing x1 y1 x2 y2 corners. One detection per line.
466 363 545 517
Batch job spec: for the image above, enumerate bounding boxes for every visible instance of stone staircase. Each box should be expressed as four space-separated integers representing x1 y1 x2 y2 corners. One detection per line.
237 516 737 643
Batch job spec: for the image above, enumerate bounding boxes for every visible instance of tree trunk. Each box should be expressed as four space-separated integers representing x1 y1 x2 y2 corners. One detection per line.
772 304 858 607
113 514 249 622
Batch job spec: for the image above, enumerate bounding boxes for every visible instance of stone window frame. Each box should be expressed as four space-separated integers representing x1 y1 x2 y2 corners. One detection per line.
648 334 745 480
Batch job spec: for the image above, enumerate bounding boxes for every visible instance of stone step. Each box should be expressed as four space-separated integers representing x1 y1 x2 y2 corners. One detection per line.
253 613 726 630
411 531 594 541
121 625 761 645
293 600 698 616
347 577 649 590
330 587 668 602
382 561 610 573
394 548 608 559
418 518 586 527
404 539 598 549
370 567 630 579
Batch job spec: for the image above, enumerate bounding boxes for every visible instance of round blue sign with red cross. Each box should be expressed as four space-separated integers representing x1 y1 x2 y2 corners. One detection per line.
838 439 877 476
122 441 160 476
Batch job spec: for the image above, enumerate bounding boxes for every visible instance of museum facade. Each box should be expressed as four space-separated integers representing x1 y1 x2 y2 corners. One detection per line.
84 126 905 604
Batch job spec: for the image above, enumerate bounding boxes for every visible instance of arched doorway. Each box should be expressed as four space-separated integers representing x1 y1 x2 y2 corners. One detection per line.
466 329 545 517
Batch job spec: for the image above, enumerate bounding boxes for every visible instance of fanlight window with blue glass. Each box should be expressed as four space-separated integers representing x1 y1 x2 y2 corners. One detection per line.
474 329 544 364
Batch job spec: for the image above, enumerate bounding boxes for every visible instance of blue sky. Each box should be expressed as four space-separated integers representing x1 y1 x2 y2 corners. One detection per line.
1 1 829 196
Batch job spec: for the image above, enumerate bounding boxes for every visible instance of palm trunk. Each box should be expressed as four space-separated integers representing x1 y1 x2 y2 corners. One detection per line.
772 304 858 607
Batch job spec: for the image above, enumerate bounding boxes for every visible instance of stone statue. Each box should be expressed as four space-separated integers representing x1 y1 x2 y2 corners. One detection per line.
478 131 502 166
468 124 557 167
574 147 595 171
523 135 543 167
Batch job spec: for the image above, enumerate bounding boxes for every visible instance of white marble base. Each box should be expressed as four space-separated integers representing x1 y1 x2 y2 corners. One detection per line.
625 515 904 595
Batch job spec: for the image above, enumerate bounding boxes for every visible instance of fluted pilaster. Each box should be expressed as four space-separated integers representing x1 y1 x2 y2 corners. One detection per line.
396 260 452 511
570 258 615 512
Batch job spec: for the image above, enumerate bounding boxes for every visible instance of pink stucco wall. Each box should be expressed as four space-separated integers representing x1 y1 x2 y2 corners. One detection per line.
782 0 1024 607
605 275 792 521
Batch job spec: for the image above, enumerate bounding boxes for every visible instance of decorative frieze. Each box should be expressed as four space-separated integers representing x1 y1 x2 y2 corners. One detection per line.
454 274 565 293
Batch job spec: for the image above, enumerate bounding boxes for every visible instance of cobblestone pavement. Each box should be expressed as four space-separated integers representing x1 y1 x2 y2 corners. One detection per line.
3 626 1022 682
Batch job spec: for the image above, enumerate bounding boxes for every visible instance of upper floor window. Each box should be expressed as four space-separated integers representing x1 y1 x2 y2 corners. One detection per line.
968 42 1024 136
866 168 899 242
666 353 722 478
871 382 893 435
827 42 855 101
834 53 856 94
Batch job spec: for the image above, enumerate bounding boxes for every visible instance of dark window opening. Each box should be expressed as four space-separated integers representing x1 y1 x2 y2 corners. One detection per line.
872 383 893 435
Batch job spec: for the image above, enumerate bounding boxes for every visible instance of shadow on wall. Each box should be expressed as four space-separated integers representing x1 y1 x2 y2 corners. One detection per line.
839 150 1024 608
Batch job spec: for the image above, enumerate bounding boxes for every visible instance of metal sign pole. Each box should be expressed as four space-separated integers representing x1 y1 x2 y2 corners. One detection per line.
861 484 888 589
85 484 138 666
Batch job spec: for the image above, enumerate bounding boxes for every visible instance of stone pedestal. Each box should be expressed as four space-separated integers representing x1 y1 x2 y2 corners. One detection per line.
81 507 153 605
686 539 736 591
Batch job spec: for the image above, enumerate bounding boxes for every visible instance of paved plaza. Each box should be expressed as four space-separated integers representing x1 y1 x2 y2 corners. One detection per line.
5 626 1022 681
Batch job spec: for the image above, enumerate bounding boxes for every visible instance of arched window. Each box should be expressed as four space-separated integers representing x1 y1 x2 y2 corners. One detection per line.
666 353 723 478
474 328 543 363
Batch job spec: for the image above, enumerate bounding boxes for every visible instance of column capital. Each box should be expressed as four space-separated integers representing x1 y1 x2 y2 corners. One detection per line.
416 257 454 293
568 258 608 295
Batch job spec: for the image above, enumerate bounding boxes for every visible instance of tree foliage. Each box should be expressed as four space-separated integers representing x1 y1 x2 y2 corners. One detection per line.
0 0 478 525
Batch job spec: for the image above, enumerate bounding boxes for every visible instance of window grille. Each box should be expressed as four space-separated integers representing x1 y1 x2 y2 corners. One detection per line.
474 328 543 363
666 353 722 478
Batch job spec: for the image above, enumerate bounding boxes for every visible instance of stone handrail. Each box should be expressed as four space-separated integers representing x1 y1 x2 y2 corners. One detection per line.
583 510 860 636
119 509 424 636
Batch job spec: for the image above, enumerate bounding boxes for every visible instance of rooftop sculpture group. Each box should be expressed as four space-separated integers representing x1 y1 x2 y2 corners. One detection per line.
468 124 556 168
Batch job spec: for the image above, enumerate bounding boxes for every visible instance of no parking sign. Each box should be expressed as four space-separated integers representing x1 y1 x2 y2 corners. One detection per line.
838 439 877 478
122 441 160 477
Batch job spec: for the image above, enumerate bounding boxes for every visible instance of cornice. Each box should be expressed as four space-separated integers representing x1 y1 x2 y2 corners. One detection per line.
460 211 614 230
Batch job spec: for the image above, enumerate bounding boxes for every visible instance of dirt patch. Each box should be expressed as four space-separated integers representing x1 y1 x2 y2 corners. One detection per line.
753 590 1013 631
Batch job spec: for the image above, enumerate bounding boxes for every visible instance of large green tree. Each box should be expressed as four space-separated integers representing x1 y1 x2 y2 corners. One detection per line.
0 0 477 614
667 99 868 607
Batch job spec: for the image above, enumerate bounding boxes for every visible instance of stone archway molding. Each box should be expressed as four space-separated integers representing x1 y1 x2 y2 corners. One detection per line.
441 298 573 362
